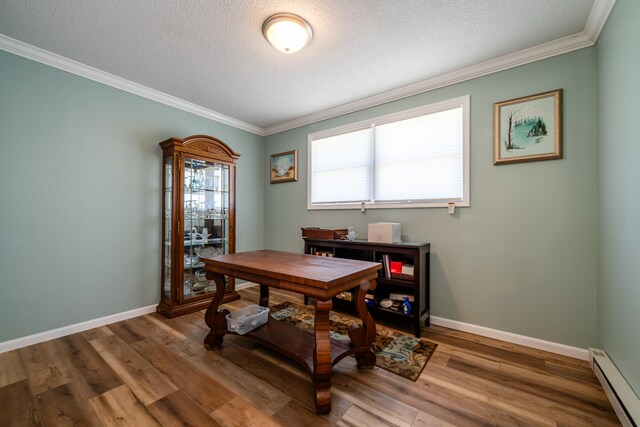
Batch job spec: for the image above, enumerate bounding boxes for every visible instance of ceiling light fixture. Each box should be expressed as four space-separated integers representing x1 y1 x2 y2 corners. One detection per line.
262 13 313 54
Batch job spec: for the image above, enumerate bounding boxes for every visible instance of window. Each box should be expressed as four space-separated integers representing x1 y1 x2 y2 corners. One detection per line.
308 95 470 209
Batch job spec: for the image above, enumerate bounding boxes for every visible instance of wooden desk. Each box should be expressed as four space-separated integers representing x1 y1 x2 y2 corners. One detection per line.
201 250 381 413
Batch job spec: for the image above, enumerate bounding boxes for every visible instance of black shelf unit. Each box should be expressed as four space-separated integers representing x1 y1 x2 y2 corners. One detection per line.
303 238 430 337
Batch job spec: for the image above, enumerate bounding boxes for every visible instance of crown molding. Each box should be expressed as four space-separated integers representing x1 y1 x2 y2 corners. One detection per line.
264 0 616 136
1 0 615 138
584 0 617 40
0 34 265 136
264 32 595 135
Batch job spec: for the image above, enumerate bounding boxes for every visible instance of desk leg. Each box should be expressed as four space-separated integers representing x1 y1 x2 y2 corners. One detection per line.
349 280 377 369
313 299 333 414
259 284 269 308
203 272 229 350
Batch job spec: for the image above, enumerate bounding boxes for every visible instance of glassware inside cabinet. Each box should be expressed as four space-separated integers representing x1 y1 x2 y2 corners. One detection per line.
182 158 230 300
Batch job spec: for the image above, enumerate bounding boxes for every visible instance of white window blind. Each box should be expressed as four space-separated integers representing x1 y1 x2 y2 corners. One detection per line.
374 108 463 202
308 96 469 209
311 128 372 203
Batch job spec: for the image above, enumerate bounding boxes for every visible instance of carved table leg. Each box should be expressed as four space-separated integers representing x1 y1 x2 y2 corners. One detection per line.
313 299 333 414
259 284 269 308
349 279 377 369
203 272 229 350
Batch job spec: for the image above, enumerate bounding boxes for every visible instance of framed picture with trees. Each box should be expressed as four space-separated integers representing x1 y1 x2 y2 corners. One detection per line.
493 89 562 165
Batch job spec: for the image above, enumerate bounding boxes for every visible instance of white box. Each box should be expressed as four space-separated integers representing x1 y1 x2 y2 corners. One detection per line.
226 305 269 335
389 293 414 302
368 222 401 243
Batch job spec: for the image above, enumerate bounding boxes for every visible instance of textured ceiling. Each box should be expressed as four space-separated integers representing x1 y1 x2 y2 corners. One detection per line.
0 0 597 130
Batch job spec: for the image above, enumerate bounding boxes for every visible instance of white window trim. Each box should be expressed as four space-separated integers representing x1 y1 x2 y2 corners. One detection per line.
307 95 470 210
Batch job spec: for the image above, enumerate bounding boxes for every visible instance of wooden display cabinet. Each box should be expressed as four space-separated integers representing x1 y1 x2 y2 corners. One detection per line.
158 135 240 318
303 238 430 337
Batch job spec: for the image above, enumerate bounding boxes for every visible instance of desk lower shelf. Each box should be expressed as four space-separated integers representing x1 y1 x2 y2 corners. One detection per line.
234 317 359 373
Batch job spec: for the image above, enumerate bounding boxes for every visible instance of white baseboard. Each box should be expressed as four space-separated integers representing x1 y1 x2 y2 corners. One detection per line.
0 283 256 353
0 305 157 354
232 284 589 360
590 348 639 426
430 315 589 360
0 292 590 364
234 284 589 360
0 285 259 353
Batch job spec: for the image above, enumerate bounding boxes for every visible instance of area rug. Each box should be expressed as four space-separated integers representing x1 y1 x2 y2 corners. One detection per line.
270 301 437 382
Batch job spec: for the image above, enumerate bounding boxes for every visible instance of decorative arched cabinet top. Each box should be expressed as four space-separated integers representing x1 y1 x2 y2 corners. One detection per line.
159 134 240 163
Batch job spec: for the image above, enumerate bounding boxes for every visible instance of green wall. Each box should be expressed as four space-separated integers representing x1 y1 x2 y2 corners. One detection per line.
265 48 598 348
4 8 637 386
596 0 640 397
0 51 264 342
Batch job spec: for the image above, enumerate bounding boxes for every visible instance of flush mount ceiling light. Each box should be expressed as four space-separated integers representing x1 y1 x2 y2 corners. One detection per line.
262 13 313 54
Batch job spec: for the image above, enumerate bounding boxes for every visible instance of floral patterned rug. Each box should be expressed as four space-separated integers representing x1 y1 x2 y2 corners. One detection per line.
270 301 437 382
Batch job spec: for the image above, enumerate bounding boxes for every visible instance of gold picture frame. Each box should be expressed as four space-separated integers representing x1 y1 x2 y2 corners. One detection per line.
494 89 563 165
270 150 298 183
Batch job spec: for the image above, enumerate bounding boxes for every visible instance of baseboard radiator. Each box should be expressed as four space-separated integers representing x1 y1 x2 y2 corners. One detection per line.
590 348 639 427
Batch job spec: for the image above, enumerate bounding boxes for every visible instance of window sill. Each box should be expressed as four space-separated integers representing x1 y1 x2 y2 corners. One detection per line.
307 201 469 210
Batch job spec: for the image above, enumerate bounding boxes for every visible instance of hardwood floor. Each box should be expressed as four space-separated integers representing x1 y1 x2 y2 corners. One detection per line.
0 287 620 426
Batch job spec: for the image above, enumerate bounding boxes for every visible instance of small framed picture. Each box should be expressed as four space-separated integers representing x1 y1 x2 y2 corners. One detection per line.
270 150 298 183
494 89 563 165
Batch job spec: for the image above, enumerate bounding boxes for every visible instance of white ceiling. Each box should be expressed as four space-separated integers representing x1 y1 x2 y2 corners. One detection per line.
0 0 613 135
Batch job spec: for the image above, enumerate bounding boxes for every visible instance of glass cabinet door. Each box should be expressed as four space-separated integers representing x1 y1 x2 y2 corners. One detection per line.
161 156 173 303
182 157 230 301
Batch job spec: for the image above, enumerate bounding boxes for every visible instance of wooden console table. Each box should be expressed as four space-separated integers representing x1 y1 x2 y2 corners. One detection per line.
201 250 380 413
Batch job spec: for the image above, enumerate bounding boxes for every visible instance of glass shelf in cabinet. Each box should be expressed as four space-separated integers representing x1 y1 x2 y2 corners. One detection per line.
186 188 205 194
192 246 225 258
203 214 229 220
201 187 229 193
184 238 228 246
185 284 218 298
184 262 205 269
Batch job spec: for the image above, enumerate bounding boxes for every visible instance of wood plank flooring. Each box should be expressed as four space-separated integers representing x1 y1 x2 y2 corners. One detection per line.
0 287 620 426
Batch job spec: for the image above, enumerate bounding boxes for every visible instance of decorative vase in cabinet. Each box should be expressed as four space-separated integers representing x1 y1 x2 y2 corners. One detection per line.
158 135 240 318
